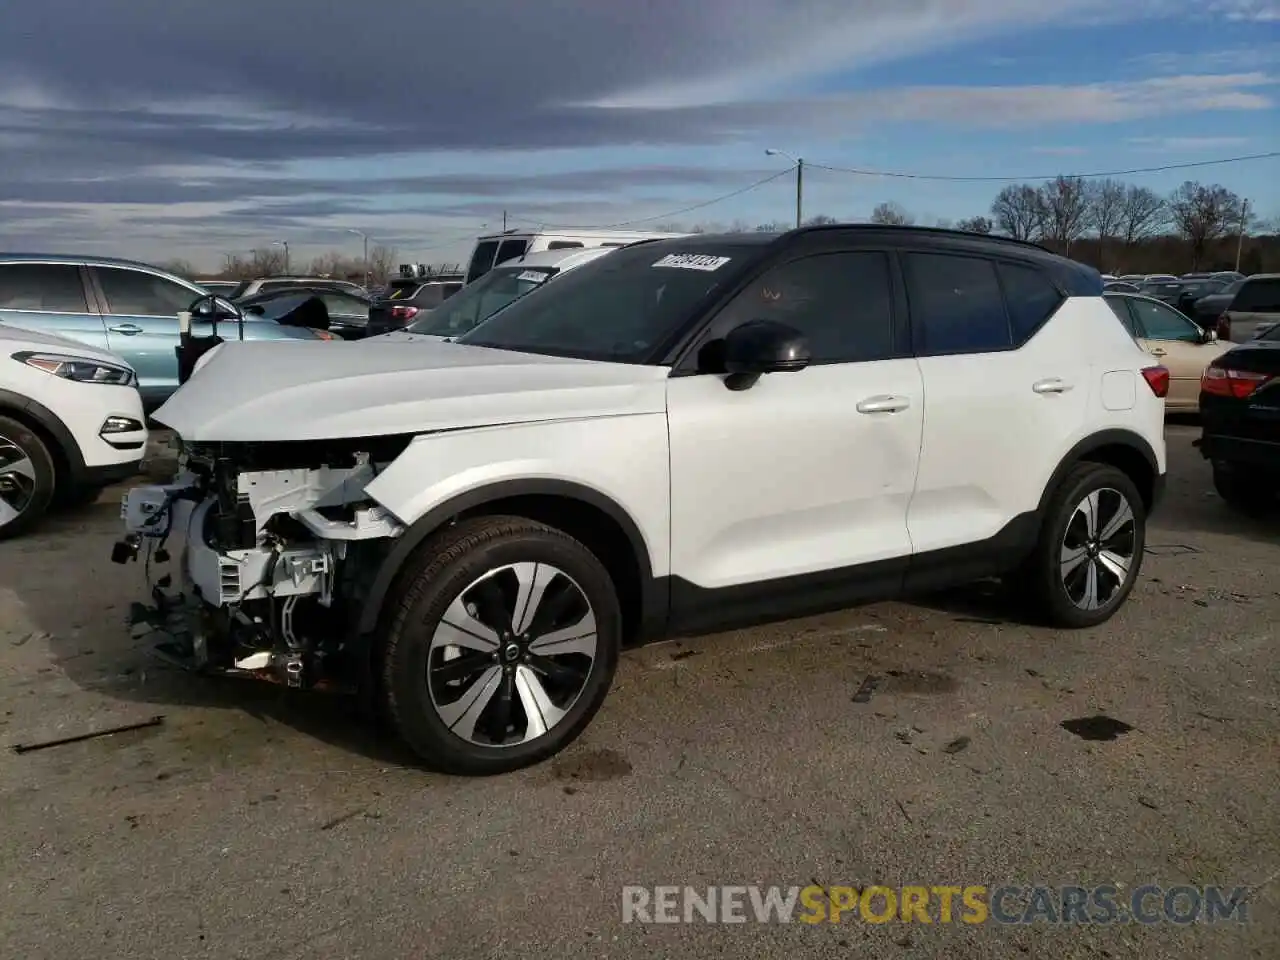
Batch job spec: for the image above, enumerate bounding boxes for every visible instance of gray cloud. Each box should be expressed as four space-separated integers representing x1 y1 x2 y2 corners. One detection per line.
1 0 1272 261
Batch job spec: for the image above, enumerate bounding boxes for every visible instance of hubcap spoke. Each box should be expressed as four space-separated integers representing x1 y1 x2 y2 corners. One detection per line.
1080 490 1102 538
434 595 501 653
514 665 567 740
436 666 504 741
1099 501 1134 544
1081 561 1100 610
511 562 559 635
1060 544 1088 577
528 609 597 657
1097 549 1130 582
0 497 20 526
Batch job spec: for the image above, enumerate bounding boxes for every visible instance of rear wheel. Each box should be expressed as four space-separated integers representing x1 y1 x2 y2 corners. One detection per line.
1212 461 1275 514
0 415 56 541
1022 463 1146 628
379 516 621 775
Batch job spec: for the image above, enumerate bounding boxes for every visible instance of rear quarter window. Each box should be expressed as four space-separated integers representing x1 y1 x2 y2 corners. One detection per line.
997 262 1064 343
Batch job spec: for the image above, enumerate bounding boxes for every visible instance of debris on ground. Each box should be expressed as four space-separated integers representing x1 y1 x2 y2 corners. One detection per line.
11 715 164 754
942 736 971 754
852 675 882 703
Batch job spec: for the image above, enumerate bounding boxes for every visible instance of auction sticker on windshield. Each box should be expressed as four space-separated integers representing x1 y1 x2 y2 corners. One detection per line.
516 270 549 283
652 254 731 271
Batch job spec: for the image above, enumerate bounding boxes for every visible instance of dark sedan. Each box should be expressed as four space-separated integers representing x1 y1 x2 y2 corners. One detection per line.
1197 322 1280 513
1139 277 1229 320
238 286 372 340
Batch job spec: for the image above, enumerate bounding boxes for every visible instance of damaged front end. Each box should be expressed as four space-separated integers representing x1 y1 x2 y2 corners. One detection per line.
113 435 413 690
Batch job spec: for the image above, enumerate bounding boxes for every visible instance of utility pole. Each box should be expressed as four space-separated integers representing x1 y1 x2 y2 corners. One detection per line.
503 210 507 231
794 158 804 229
347 229 370 288
766 149 804 228
1235 198 1249 272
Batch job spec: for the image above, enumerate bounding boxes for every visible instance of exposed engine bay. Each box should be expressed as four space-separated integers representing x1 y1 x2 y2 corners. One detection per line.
114 435 414 689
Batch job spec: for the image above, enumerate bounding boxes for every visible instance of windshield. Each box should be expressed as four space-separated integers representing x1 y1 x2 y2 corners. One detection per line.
454 242 756 363
406 265 558 336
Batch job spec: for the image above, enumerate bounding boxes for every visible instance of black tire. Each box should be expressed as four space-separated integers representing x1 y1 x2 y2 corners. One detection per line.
1212 462 1274 515
1021 462 1147 629
0 414 57 541
379 515 622 775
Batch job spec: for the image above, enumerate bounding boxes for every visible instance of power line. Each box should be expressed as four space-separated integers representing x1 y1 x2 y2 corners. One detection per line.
413 149 1275 244
504 167 796 231
807 150 1280 183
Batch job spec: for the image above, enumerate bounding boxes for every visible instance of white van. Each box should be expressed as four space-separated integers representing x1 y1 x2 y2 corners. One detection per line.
464 229 685 284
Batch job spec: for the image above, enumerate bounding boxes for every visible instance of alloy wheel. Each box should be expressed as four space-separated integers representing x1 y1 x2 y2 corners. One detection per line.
1059 487 1137 611
427 562 598 748
0 435 38 530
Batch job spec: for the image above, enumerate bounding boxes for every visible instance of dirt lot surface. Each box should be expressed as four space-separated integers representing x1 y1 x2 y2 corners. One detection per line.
1 424 1277 959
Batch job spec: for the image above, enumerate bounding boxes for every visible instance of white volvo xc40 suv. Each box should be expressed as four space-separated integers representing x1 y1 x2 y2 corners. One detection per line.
116 226 1167 775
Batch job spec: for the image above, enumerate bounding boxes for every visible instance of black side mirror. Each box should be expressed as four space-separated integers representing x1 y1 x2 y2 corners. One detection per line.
720 320 810 390
188 294 240 323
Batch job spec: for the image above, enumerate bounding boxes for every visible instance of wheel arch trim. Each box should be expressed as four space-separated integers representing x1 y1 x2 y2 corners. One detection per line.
0 388 86 485
1037 428 1161 516
356 477 658 636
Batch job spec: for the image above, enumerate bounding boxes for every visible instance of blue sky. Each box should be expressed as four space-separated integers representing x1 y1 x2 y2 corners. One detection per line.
0 0 1276 269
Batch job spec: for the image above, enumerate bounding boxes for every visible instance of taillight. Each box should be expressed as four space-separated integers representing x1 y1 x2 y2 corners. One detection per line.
1215 314 1230 340
1141 365 1169 398
312 329 336 341
389 305 419 322
1201 363 1273 399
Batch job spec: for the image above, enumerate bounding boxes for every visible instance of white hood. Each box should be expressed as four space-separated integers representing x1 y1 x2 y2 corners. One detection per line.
0 322 130 367
152 338 670 441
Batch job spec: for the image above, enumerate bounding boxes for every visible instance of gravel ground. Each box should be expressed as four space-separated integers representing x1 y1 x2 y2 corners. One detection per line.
1 424 1276 960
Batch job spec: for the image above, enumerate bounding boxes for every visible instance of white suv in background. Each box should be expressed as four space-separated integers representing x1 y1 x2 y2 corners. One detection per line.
1 323 146 538
118 226 1166 775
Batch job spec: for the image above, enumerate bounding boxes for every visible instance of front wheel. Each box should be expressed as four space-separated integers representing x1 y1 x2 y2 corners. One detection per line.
1022 463 1146 628
0 415 56 541
379 516 622 775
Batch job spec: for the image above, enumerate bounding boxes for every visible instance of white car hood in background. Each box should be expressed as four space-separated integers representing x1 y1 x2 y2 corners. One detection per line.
152 338 671 441
0 322 130 366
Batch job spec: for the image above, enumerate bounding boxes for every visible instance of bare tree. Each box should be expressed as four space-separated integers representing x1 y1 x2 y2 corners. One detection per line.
870 202 914 226
803 214 840 226
155 258 197 279
367 244 399 284
1169 181 1242 269
1118 185 1168 250
1084 178 1127 270
955 216 993 234
990 184 1045 241
1038 176 1090 254
754 221 792 232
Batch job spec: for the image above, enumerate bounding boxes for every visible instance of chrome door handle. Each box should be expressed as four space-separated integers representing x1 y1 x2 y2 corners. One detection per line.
1032 378 1073 394
1149 348 1167 357
855 394 910 414
109 323 143 335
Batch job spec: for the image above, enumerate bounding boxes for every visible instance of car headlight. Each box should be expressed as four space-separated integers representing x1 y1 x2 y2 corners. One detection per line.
12 351 137 386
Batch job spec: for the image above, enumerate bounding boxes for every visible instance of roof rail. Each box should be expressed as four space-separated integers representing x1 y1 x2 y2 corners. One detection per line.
791 222 1054 255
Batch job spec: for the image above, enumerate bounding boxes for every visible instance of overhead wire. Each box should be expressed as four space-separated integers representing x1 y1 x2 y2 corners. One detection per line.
417 150 1275 243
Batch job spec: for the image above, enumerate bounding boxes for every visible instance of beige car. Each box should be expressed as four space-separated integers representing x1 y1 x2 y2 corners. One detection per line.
1104 293 1227 412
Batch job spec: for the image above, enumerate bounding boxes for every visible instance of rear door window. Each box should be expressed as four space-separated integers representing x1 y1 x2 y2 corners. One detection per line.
466 241 500 284
0 263 89 312
905 252 1011 355
1130 299 1201 342
95 267 196 317
1104 297 1139 337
